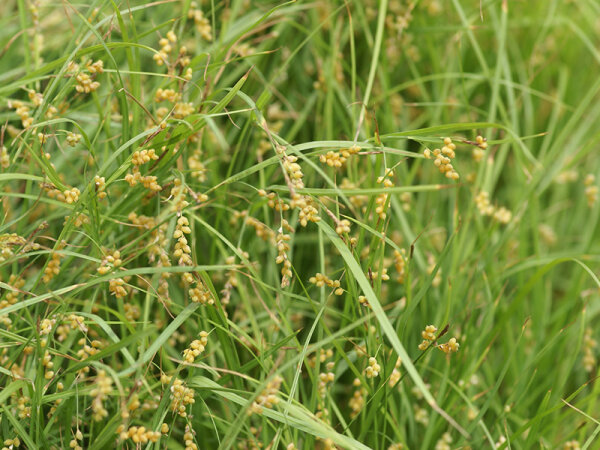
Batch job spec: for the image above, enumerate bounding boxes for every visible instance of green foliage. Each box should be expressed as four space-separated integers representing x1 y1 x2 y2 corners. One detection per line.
0 0 599 448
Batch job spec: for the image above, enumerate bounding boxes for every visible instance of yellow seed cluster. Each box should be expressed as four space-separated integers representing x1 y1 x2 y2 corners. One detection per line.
40 318 56 335
438 337 460 354
434 432 453 450
472 148 485 163
124 303 140 322
75 62 103 93
66 213 89 227
172 102 194 119
308 348 334 368
291 194 320 227
0 275 25 310
94 175 107 199
170 178 190 211
132 149 159 166
109 278 128 298
318 146 360 168
272 143 321 227
189 282 214 305
400 192 412 211
0 234 26 263
584 174 598 207
97 249 122 275
183 331 208 363
156 107 168 121
28 89 43 106
583 328 597 372
389 357 402 387
475 191 494 216
165 376 195 417
276 228 293 287
60 314 88 337
555 170 578 184
187 147 207 182
423 137 459 180
189 2 212 41
249 375 283 414
245 216 275 241
358 295 369 307
125 150 161 191
76 338 103 374
153 30 178 66
183 425 198 450
66 131 82 147
90 370 113 421
2 438 21 449
15 393 31 419
174 216 192 267
68 429 83 450
155 88 180 103
538 223 557 246
377 169 395 188
418 324 438 350
340 178 369 210
318 438 336 450
62 187 80 204
258 189 290 211
42 241 66 283
8 99 34 128
370 267 390 282
151 29 191 79
124 171 161 191
233 42 254 57
318 370 335 398
365 356 381 378
393 249 407 283
86 59 104 74
118 426 161 443
475 191 512 224
275 144 304 188
1 146 9 168
415 406 429 425
476 135 488 148
472 135 487 162
349 378 367 418
493 206 512 223
309 273 343 295
41 180 62 199
335 219 351 236
42 349 54 379
563 440 581 450
375 169 395 220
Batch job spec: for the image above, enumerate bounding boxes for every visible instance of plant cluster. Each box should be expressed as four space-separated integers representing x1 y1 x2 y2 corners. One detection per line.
0 0 599 449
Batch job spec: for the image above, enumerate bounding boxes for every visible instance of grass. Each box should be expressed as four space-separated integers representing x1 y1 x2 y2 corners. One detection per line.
0 0 599 448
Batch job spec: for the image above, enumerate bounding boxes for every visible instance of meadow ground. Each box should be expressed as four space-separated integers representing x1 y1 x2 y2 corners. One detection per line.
1 0 600 449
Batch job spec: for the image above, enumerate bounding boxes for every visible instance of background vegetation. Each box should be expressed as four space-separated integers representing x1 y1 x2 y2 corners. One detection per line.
1 0 600 448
